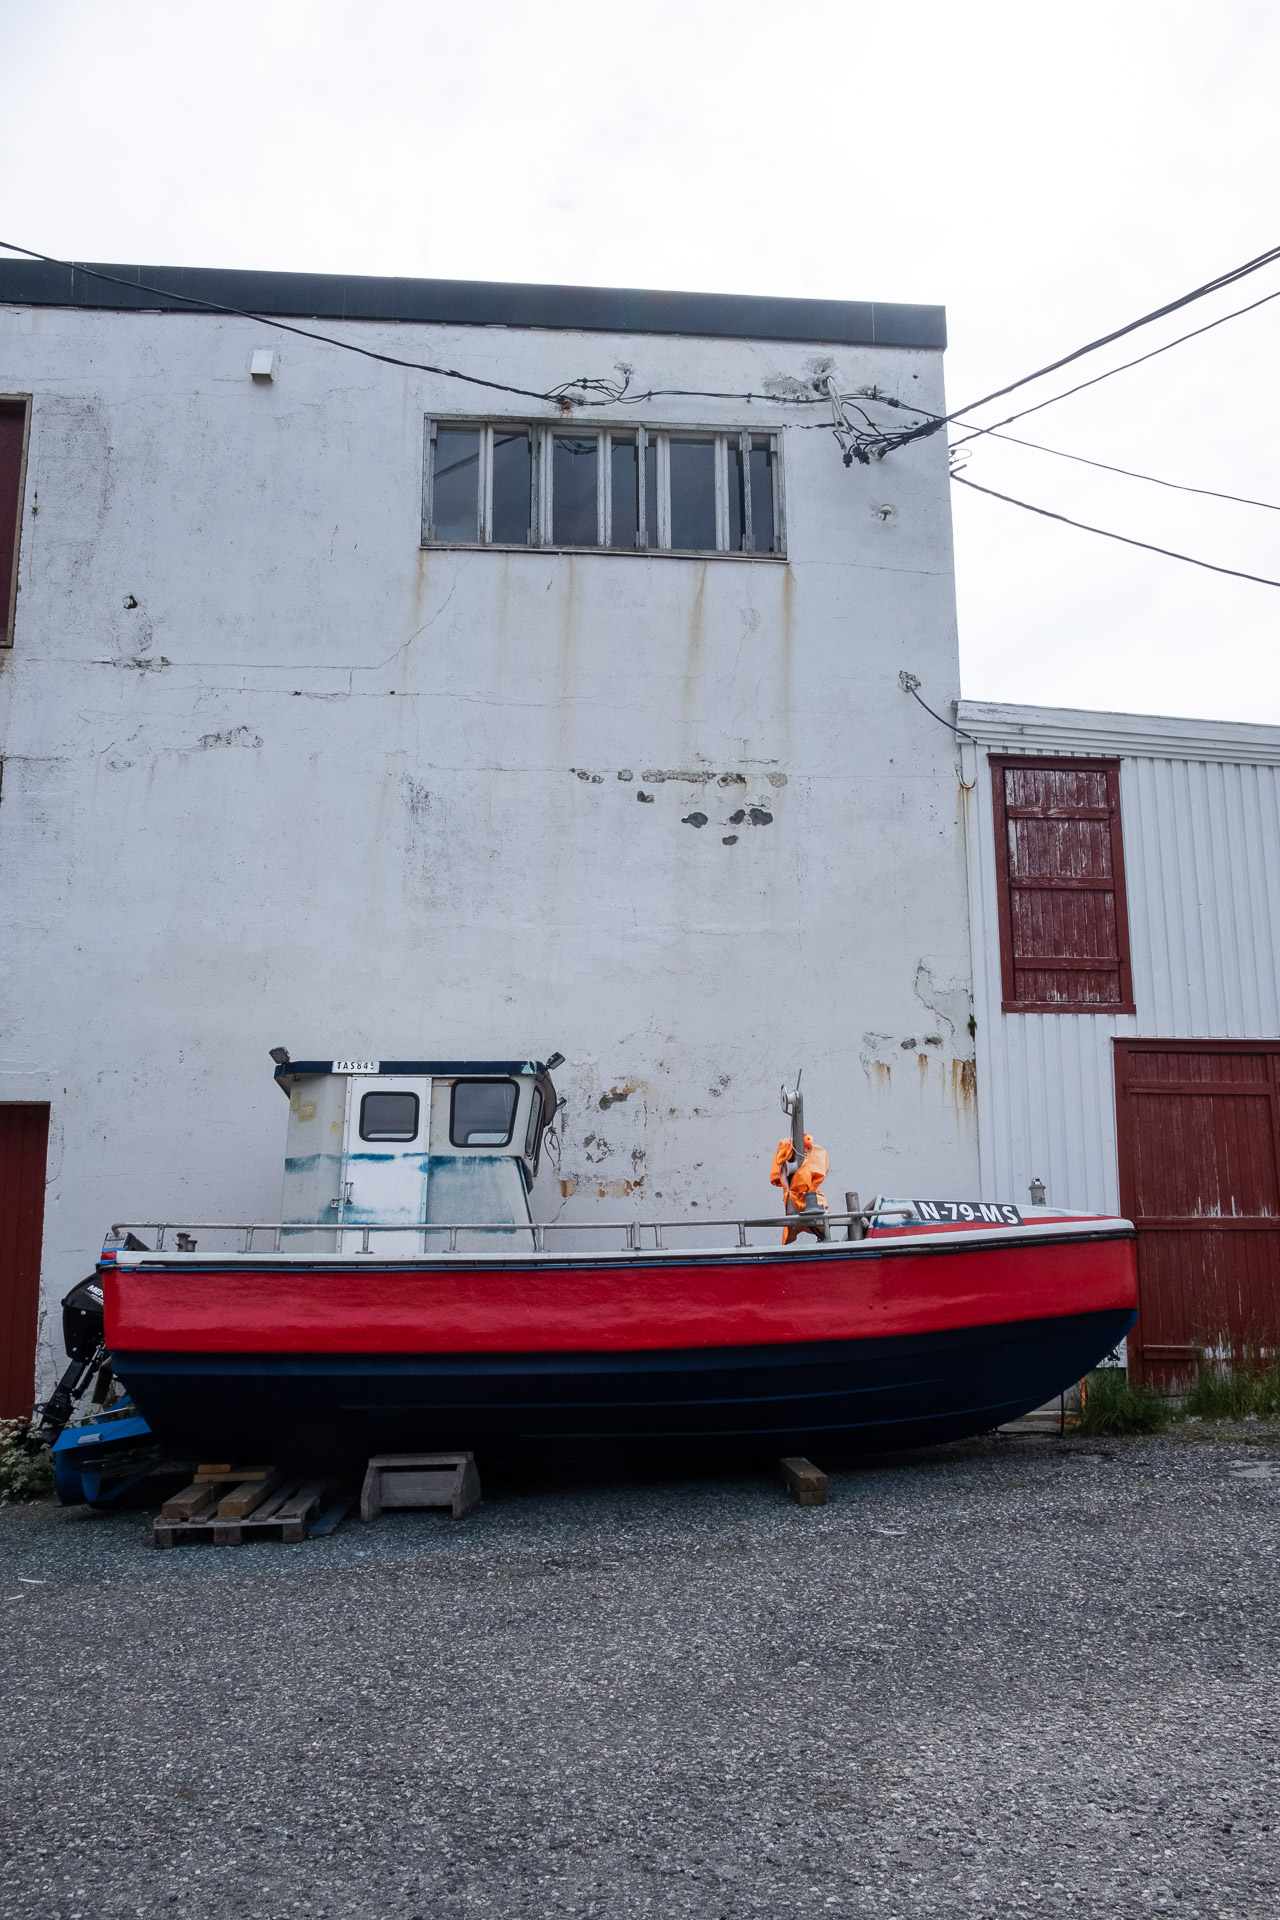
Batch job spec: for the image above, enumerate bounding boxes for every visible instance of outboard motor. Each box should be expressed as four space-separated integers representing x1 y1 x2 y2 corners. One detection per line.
32 1275 109 1447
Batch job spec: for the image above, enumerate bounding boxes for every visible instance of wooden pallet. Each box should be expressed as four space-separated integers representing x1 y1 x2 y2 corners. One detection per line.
153 1467 353 1548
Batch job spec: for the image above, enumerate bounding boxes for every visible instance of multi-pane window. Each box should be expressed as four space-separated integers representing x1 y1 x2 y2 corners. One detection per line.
423 421 783 556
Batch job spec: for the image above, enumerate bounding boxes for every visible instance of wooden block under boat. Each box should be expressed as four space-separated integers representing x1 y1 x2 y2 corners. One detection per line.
361 1452 481 1522
779 1456 828 1506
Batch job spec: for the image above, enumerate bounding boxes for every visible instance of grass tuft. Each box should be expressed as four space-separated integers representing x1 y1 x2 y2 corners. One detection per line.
1183 1357 1280 1424
0 1420 55 1502
1071 1368 1170 1435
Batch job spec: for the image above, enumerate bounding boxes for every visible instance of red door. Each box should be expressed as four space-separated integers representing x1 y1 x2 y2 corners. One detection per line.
1114 1042 1280 1386
0 1104 50 1418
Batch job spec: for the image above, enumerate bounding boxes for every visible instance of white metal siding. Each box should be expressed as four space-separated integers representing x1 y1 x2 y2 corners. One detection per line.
961 706 1280 1215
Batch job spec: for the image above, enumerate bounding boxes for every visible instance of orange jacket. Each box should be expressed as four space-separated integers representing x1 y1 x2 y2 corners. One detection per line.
769 1134 830 1208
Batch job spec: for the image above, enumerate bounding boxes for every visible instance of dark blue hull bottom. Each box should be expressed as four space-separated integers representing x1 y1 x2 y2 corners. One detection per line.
113 1308 1134 1466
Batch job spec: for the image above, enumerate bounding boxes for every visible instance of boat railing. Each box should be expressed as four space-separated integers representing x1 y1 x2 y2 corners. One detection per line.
106 1207 915 1258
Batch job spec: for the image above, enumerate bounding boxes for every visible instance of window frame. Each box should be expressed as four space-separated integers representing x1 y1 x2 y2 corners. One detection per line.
990 753 1136 1015
358 1090 421 1143
0 396 32 649
449 1078 520 1148
422 417 785 560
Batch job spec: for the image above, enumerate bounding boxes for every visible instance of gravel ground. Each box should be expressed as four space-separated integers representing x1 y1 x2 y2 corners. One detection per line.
1 1426 1278 1920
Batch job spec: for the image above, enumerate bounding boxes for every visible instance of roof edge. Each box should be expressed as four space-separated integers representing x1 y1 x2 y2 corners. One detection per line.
957 698 1280 768
0 258 946 351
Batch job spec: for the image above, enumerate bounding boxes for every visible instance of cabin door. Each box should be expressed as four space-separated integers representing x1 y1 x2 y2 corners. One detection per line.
341 1075 432 1251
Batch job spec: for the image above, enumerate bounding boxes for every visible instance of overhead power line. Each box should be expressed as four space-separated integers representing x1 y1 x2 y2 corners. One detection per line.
950 472 1280 589
959 425 1280 514
869 243 1280 454
849 386 1280 512
949 242 1280 419
947 281 1280 449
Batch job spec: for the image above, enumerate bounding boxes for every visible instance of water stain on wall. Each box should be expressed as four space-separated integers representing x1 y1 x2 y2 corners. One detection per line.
951 1057 977 1110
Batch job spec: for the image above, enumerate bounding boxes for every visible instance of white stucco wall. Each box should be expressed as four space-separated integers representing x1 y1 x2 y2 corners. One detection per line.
0 296 976 1390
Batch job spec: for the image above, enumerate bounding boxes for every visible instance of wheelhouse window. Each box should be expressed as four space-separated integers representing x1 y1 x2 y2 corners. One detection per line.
451 1080 519 1147
524 1088 544 1162
423 420 783 557
359 1091 420 1142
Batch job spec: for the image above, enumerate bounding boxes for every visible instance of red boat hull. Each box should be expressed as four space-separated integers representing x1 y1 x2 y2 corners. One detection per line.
103 1226 1137 1462
105 1229 1136 1355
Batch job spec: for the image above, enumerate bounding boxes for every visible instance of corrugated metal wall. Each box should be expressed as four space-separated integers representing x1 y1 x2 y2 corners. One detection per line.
959 705 1280 1215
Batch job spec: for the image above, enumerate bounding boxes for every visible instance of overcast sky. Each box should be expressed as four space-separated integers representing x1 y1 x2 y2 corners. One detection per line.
2 0 1276 724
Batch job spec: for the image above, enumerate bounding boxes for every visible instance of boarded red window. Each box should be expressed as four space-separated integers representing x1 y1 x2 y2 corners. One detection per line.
1115 1041 1280 1386
1 397 31 647
991 755 1134 1013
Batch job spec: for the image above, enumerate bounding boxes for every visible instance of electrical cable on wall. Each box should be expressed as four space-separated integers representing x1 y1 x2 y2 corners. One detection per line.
7 237 1279 585
897 671 980 743
0 240 835 414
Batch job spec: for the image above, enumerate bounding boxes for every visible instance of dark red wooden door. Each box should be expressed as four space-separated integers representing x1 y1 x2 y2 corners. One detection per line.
1114 1042 1280 1385
0 1105 50 1418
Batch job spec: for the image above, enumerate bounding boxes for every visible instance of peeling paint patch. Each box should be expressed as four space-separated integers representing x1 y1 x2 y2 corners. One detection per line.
598 1080 643 1110
914 962 972 1046
197 726 263 750
558 1174 640 1200
723 834 738 845
682 812 708 828
748 807 773 826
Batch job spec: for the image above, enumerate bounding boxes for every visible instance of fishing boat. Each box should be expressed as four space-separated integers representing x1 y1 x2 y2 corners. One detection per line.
68 1054 1136 1466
